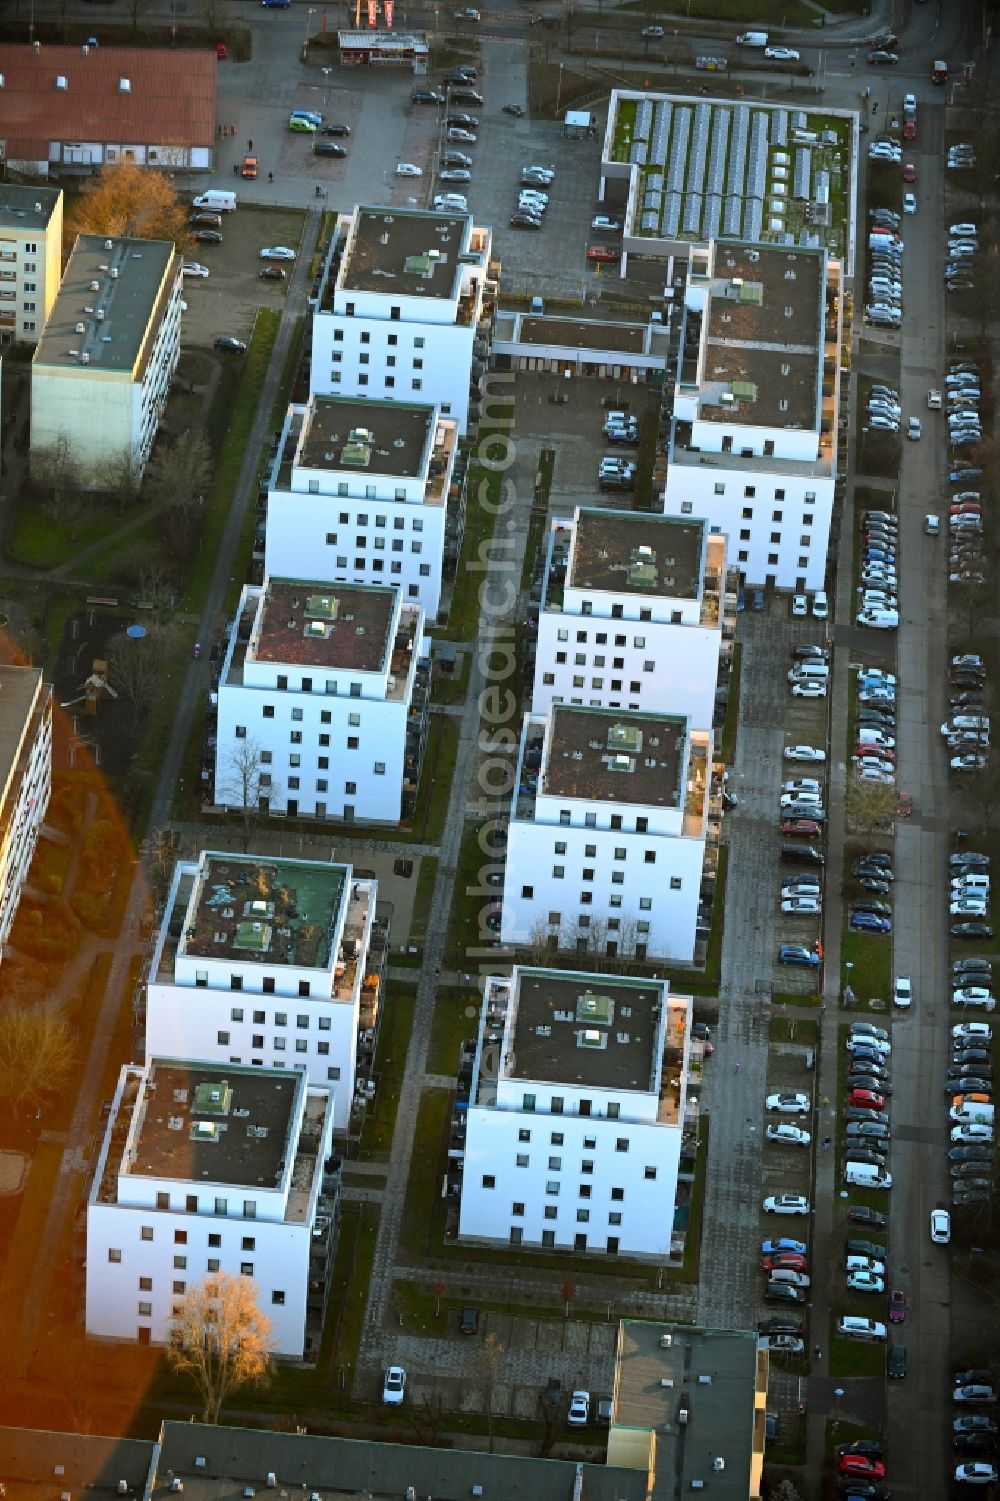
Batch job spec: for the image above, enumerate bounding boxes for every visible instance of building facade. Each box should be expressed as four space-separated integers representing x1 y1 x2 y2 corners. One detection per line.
0 666 52 960
30 233 182 488
0 185 63 346
214 578 428 825
263 394 459 621
501 704 714 963
311 205 497 436
458 967 694 1259
532 508 733 727
660 240 841 593
144 852 379 1132
86 1059 337 1356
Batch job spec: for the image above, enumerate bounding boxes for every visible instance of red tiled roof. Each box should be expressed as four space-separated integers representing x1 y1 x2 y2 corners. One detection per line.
0 45 216 157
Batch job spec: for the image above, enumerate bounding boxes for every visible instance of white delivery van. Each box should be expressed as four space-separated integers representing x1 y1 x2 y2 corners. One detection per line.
844 1161 893 1189
950 1099 995 1124
737 30 768 46
193 190 237 212
788 662 830 683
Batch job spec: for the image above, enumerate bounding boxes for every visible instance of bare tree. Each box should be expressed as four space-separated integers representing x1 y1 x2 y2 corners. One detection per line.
972 249 1000 342
30 434 84 526
527 916 553 965
144 825 181 904
845 775 896 835
952 578 992 644
106 624 178 725
0 1005 76 1115
432 1275 446 1316
94 447 142 510
967 754 1000 830
411 1389 446 1447
135 565 178 618
538 1383 571 1456
218 738 280 850
167 1272 275 1422
769 1483 805 1501
150 429 212 556
477 1331 504 1453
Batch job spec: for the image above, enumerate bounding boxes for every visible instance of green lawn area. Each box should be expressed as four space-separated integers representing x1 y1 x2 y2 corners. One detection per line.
431 654 469 706
358 983 417 1159
840 930 892 1004
7 498 140 569
414 715 459 844
827 1327 887 1379
447 428 511 640
719 643 742 764
426 984 480 1075
408 856 439 947
769 1015 818 1044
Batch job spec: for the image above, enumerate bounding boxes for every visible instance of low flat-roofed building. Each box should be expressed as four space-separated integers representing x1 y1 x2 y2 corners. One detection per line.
660 238 842 593
0 1427 155 1497
30 233 182 488
459 967 695 1258
86 1059 337 1355
533 508 734 725
312 205 498 435
214 579 429 824
0 43 217 177
0 665 52 961
264 394 460 619
492 309 670 381
609 1320 768 1499
501 704 716 962
145 851 381 1131
0 185 63 345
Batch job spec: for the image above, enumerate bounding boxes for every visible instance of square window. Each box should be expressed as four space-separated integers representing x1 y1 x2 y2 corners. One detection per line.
512 1201 524 1216
272 1291 285 1306
611 1187 624 1202
516 1153 529 1167
543 1205 557 1220
108 1248 122 1263
482 1174 496 1188
645 1166 657 1180
545 1181 560 1196
518 1128 531 1142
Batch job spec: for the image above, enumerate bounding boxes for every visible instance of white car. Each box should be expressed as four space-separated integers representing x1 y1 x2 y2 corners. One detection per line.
181 262 210 278
764 45 800 60
908 416 922 439
953 754 988 771
591 215 621 232
791 681 827 698
893 976 912 1009
766 1123 811 1146
766 1092 811 1114
434 195 468 211
953 988 995 1006
930 1208 952 1244
955 1464 998 1485
903 192 916 215
260 246 296 261
763 1194 810 1215
780 792 822 808
845 1255 886 1275
791 594 809 616
954 1023 993 1042
395 162 423 177
567 1390 591 1426
952 1124 994 1143
523 165 555 182
847 1270 885 1293
383 1365 406 1405
951 901 990 918
951 223 978 237
783 745 826 763
846 1036 890 1055
781 897 821 915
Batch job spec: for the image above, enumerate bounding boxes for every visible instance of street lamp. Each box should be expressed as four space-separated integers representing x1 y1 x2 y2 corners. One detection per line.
322 65 333 116
304 6 317 50
833 1387 844 1424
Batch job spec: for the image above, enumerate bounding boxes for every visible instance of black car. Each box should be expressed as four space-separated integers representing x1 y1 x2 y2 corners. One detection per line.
955 1417 998 1434
848 1207 887 1229
952 853 992 872
846 1238 887 1258
190 212 223 227
314 141 347 156
845 1107 890 1125
953 1161 996 1178
846 1120 890 1139
764 1282 806 1305
954 1433 998 1455
792 645 830 661
412 88 445 103
844 1146 888 1167
954 1051 992 1069
953 958 994 976
837 1440 884 1460
447 113 479 127
321 122 351 135
950 1145 994 1162
193 229 223 243
857 852 894 871
214 335 247 352
510 213 542 229
953 922 995 939
836 1482 889 1501
851 898 893 916
759 1317 804 1335
847 1070 891 1091
260 266 286 280
945 1078 993 1095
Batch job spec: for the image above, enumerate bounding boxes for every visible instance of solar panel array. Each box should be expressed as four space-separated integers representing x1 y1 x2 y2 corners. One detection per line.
793 147 812 201
702 108 731 241
744 110 769 242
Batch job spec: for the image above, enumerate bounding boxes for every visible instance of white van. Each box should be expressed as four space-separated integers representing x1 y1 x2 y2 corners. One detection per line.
838 1316 887 1341
193 190 236 212
953 874 991 893
736 30 768 46
788 662 830 683
844 1160 893 1189
950 1100 995 1124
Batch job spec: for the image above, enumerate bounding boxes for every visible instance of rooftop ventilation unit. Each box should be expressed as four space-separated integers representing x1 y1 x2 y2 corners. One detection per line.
119 78 132 92
90 280 100 291
56 75 68 89
80 352 90 364
75 322 86 334
104 239 113 250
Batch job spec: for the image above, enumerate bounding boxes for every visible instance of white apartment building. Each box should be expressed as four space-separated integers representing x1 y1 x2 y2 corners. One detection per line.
0 185 63 345
263 394 459 621
30 233 182 489
214 578 428 825
661 240 842 593
532 508 733 727
312 205 497 436
0 666 52 961
144 851 378 1133
500 704 713 963
459 967 694 1259
86 1059 337 1356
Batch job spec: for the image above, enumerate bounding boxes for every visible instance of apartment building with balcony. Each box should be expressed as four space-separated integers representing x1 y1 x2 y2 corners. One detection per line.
660 239 842 593
263 395 460 621
532 508 736 727
458 967 695 1259
0 666 52 961
500 704 715 963
86 1059 337 1356
0 185 62 345
214 579 428 826
311 205 498 436
144 852 382 1132
30 232 182 488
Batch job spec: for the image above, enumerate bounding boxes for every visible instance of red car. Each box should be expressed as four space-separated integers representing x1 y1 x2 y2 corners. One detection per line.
895 792 913 818
780 818 823 837
903 119 917 140
855 744 895 761
586 244 621 263
761 1251 808 1273
951 504 983 517
888 1289 907 1323
849 1088 886 1110
838 1456 886 1479
903 162 916 182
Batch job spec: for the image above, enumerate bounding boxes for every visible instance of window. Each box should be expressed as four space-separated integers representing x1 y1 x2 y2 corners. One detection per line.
174 1230 188 1244
214 1197 228 1215
645 1166 657 1180
516 1153 529 1167
374 762 386 775
263 705 275 719
552 865 564 879
412 379 422 391
611 1187 624 1202
543 1205 557 1221
137 1302 152 1317
576 1209 590 1223
235 726 246 739
108 1248 122 1263
611 871 624 886
209 1233 222 1248
582 1159 594 1174
244 1201 257 1219
639 897 652 911
611 814 624 831
510 1226 523 1246
523 1092 536 1111
582 868 594 882
607 1103 620 1120
745 485 756 498
521 884 534 898
579 1183 592 1199
173 1280 187 1295
715 482 726 495
272 1291 285 1306
241 1262 254 1277
217 1029 230 1045
670 876 682 890
156 1191 169 1209
548 1156 562 1170
207 1258 220 1272
518 1127 531 1142
545 1181 560 1196
482 1174 496 1188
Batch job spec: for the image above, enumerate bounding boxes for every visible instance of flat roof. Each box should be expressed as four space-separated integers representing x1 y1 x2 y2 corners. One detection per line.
701 242 822 429
341 205 470 300
0 185 61 232
0 1427 154 1499
182 853 346 969
0 666 44 794
127 1061 301 1190
520 316 647 354
298 395 434 479
613 1321 761 1500
34 233 174 373
254 579 397 674
569 509 705 598
506 968 664 1092
541 705 686 809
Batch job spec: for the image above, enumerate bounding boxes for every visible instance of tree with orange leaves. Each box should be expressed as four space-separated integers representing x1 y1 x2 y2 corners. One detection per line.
67 161 189 250
167 1272 276 1423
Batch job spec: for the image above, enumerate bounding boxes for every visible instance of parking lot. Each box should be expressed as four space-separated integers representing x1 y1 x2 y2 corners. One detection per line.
180 204 305 347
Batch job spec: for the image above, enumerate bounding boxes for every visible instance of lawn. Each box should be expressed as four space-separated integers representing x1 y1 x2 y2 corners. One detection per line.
769 1015 818 1044
719 643 742 764
408 856 440 948
426 984 480 1075
431 654 470 706
840 930 892 1004
414 715 460 844
7 498 141 570
358 983 417 1159
448 427 512 640
827 1326 887 1378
